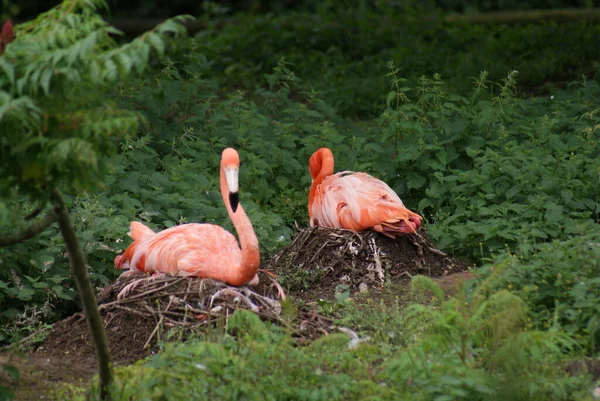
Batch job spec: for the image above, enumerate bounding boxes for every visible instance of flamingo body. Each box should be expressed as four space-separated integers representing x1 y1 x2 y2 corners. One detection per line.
308 148 422 238
114 148 260 286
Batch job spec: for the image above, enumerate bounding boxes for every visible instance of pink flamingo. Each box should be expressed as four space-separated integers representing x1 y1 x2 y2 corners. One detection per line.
114 148 260 286
308 147 422 238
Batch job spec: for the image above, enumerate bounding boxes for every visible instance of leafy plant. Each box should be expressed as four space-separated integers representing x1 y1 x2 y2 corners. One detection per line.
0 0 190 397
197 10 600 117
65 288 592 401
381 276 583 401
376 67 600 258
0 363 18 401
476 223 600 354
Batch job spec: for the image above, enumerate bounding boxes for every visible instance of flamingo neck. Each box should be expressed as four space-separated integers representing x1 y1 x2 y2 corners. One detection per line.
220 167 260 285
308 150 335 217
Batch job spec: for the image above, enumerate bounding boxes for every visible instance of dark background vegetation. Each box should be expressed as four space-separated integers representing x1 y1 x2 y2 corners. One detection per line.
4 0 600 20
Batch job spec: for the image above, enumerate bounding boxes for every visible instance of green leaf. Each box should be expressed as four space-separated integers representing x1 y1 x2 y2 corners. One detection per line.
0 59 15 85
407 174 426 190
16 288 35 301
386 91 396 108
147 33 165 57
40 69 53 96
1 364 20 381
418 198 432 211
0 385 15 401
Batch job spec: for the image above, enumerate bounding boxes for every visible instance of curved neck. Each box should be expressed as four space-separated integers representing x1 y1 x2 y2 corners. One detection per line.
308 149 335 217
220 167 260 284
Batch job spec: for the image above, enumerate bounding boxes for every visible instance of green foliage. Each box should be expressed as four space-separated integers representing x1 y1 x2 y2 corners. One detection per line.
198 10 600 116
0 0 189 342
477 223 600 353
376 68 600 258
0 0 190 197
2 33 598 341
69 291 591 401
382 277 583 401
0 363 18 401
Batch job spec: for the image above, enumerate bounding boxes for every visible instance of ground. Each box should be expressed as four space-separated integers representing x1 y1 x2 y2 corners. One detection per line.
0 228 474 401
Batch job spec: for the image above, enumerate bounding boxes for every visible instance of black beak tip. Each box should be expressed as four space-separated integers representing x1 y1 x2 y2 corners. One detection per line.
229 192 239 213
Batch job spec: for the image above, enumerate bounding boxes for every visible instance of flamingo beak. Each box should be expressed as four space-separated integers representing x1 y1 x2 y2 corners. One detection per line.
225 167 239 213
229 192 239 213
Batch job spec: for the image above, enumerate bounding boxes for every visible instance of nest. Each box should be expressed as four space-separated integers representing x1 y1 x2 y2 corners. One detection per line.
266 226 468 300
34 226 467 366
36 272 333 366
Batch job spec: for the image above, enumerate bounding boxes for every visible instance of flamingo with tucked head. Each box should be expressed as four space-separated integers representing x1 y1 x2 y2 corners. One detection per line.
308 147 422 238
114 148 260 286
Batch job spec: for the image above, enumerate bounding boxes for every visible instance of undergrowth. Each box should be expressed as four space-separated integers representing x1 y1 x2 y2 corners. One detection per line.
59 282 594 401
477 222 600 353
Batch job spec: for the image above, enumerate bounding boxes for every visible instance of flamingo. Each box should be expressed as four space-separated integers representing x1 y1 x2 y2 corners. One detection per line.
308 147 422 239
114 148 260 286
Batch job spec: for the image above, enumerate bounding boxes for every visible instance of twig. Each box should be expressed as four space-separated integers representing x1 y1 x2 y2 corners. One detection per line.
111 304 155 317
24 202 47 220
100 278 186 309
0 325 53 352
427 247 448 257
309 240 332 263
143 315 164 349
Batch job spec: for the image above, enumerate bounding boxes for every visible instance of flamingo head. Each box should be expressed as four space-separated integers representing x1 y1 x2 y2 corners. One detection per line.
221 148 240 213
309 147 335 180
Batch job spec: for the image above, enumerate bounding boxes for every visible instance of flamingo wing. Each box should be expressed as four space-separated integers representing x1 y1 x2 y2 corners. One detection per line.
114 221 156 270
128 221 155 241
130 223 242 278
311 171 421 237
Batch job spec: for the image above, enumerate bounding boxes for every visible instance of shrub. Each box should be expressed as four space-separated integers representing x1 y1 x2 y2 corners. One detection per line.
375 68 600 258
71 288 591 401
197 10 600 117
476 223 600 354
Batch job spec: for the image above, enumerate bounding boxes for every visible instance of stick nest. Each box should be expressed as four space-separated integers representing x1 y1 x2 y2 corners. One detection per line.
265 227 469 300
36 272 332 366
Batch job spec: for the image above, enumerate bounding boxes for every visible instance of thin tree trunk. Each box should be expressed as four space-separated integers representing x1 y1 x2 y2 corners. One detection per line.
51 188 113 400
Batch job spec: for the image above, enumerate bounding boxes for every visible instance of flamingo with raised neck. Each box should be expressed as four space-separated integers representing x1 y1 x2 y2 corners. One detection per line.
114 148 260 286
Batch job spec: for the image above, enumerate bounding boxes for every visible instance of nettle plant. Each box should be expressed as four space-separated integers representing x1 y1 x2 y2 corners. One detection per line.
477 223 600 354
375 64 600 258
0 0 189 397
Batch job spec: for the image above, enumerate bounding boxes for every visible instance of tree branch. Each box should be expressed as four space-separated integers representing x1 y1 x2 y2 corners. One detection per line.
0 208 57 247
24 202 47 220
51 188 114 400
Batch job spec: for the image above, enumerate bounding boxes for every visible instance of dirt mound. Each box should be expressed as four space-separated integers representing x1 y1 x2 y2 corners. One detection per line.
266 227 470 301
35 272 331 367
